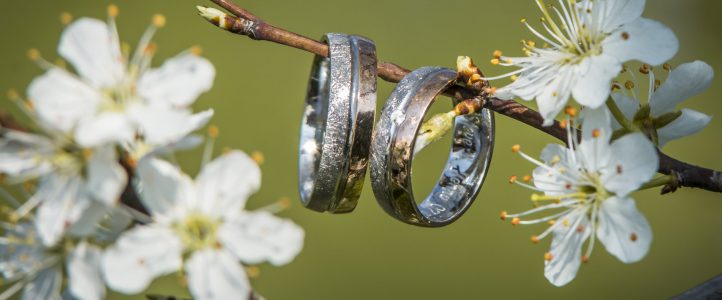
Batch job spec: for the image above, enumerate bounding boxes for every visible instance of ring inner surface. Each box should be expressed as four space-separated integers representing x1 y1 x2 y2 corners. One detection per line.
298 54 330 204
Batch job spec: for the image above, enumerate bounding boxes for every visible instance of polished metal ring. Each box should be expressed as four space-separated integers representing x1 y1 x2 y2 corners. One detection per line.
370 67 494 227
298 33 377 213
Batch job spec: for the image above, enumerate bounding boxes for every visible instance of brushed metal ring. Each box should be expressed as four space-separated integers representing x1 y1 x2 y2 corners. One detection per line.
298 33 377 213
370 67 494 227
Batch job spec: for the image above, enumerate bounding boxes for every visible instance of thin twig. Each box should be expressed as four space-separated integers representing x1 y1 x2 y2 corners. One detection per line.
203 0 722 194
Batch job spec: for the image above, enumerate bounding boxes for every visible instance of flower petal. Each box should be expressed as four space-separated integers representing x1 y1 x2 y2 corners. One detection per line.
128 104 214 146
602 18 678 66
571 54 622 108
35 175 91 246
74 112 135 148
195 150 261 216
597 0 646 32
85 146 127 206
67 201 111 238
650 61 714 116
577 107 613 173
136 157 195 222
544 208 591 287
596 196 652 263
657 109 711 147
67 242 105 300
219 211 304 266
185 249 251 300
534 144 577 196
58 18 124 88
21 266 62 300
536 66 575 126
610 92 640 130
101 225 183 294
138 53 215 108
0 130 54 180
27 69 102 133
602 133 658 197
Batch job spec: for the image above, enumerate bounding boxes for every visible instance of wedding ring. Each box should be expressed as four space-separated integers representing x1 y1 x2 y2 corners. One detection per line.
298 33 377 213
370 67 494 227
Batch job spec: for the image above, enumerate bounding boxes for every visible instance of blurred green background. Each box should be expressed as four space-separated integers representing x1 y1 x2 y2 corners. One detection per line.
1 0 721 299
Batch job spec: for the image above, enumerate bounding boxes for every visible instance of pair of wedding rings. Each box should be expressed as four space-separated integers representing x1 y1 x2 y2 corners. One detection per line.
298 33 494 227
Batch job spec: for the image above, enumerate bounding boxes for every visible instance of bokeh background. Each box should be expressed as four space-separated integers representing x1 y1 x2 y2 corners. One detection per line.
1 0 721 299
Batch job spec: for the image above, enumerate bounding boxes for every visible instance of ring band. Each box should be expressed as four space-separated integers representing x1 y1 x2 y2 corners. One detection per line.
298 33 377 213
370 67 495 227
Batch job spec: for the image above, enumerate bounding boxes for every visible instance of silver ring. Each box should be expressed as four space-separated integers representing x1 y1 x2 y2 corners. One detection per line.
298 33 377 213
370 67 495 227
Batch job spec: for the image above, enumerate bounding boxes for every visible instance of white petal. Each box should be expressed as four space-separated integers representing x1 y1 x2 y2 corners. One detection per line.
219 211 304 266
35 175 91 246
136 157 195 221
536 66 575 126
610 92 640 130
577 107 613 173
67 242 105 300
657 109 711 147
602 18 678 66
597 0 646 32
544 209 591 287
650 61 714 116
185 249 251 300
596 196 652 263
74 112 135 148
138 54 215 108
85 146 127 206
195 151 261 216
27 69 102 133
534 144 576 196
602 133 658 197
67 201 111 238
58 18 124 88
128 104 214 146
571 55 622 108
0 130 54 179
21 266 62 300
101 225 183 294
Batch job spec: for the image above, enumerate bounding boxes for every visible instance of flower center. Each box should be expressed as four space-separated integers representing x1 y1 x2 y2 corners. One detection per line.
174 213 221 252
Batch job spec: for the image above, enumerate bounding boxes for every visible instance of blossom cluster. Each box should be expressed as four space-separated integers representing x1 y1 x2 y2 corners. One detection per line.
0 7 303 300
491 0 714 286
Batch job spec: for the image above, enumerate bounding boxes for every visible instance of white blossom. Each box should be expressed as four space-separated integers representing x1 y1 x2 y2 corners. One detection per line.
486 0 678 125
102 151 304 299
0 222 109 300
504 107 658 286
611 61 713 146
26 12 214 158
0 129 126 246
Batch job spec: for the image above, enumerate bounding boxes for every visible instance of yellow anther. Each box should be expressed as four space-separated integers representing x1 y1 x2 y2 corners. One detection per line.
277 197 291 209
511 217 521 226
510 75 519 81
639 64 651 74
82 149 93 161
208 125 219 138
550 155 561 164
511 144 521 153
490 58 500 65
469 73 482 84
107 4 119 17
251 151 265 165
559 119 568 129
663 63 672 71
500 211 508 221
582 255 589 263
27 48 40 61
246 266 260 278
483 86 497 95
152 14 167 27
144 43 157 54
508 176 518 184
630 232 638 242
564 106 577 117
8 212 19 223
522 175 532 183
7 89 18 99
592 129 601 138
520 18 527 23
526 40 536 48
562 218 570 227
126 157 138 168
624 80 635 90
505 58 513 64
60 12 73 25
190 45 203 56
531 235 540 244
621 32 630 40
493 50 503 59
548 220 556 225
544 252 553 261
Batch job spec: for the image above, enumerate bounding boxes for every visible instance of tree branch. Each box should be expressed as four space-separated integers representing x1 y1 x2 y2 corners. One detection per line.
203 0 722 194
